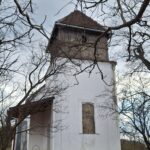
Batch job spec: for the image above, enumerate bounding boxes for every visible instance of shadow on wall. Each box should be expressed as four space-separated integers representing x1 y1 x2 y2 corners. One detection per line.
121 139 146 150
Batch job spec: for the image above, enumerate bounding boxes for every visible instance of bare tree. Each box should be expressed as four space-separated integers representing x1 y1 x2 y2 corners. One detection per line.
75 0 150 72
0 0 50 90
0 1 82 150
118 74 150 150
0 45 69 150
0 1 57 149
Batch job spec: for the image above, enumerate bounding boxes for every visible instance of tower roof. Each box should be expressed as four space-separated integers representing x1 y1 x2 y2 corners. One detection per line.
56 10 106 31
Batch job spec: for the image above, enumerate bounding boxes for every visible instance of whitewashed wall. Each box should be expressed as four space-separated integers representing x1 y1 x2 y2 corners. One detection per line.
44 59 121 150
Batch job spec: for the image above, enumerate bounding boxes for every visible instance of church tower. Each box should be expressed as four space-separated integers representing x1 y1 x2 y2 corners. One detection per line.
8 10 121 150
45 10 121 150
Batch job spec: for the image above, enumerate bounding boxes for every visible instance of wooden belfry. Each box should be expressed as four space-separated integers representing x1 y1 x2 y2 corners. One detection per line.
47 10 110 61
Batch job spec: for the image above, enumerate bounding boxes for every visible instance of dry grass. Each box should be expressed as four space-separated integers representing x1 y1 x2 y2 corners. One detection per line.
121 139 146 150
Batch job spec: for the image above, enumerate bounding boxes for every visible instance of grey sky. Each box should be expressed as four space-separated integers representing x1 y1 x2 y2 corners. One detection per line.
35 0 75 32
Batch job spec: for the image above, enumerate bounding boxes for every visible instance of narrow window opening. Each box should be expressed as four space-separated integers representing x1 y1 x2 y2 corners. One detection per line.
81 35 87 43
82 103 95 134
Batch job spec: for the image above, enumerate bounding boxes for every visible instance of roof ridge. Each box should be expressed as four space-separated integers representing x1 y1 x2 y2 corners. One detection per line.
56 10 106 31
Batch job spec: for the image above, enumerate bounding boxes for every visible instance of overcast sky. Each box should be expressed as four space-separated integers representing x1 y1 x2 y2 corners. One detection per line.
34 0 75 32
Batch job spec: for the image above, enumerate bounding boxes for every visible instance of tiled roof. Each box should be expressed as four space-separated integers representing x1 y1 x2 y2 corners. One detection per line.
57 10 106 31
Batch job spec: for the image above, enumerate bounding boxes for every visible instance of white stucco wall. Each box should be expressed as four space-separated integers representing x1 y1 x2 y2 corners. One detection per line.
44 59 121 150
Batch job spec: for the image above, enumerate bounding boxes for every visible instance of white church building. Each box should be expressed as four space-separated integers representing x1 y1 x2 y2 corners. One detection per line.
8 10 121 150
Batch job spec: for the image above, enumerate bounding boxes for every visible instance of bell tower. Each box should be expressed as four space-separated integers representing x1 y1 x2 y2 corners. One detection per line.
46 10 121 150
47 10 110 62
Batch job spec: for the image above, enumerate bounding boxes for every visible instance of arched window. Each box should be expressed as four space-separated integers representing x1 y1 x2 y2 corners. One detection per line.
82 103 95 134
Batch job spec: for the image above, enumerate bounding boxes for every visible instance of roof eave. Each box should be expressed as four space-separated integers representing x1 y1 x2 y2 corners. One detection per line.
56 22 108 33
